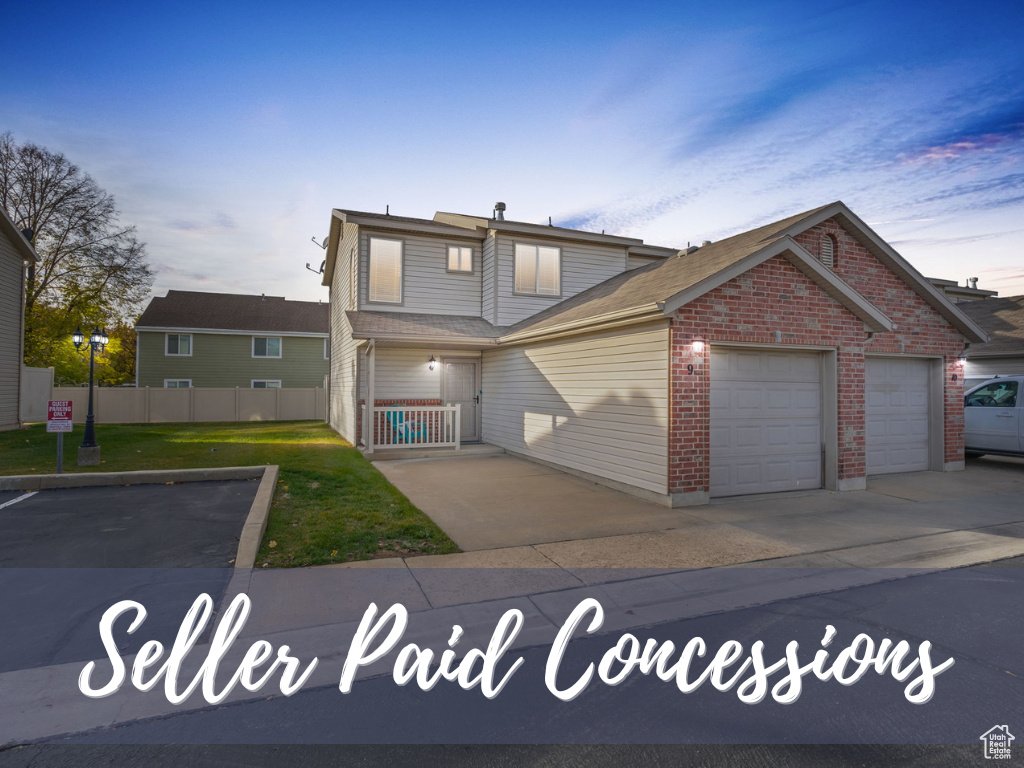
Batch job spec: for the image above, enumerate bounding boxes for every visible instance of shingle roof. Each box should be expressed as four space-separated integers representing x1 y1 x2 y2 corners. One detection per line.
346 311 504 340
137 290 329 333
958 295 1024 356
506 203 835 336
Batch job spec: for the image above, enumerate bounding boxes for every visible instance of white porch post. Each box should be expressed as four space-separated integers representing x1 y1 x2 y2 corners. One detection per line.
365 340 376 454
454 403 461 451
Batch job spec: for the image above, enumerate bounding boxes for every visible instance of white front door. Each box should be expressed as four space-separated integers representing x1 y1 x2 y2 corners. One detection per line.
866 357 931 474
443 359 479 442
710 348 823 497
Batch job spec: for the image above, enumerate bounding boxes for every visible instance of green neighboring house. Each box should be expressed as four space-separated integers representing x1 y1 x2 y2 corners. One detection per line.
135 291 329 388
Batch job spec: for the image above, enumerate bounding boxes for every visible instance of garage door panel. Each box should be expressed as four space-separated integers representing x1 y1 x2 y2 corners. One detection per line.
866 358 932 475
711 348 823 497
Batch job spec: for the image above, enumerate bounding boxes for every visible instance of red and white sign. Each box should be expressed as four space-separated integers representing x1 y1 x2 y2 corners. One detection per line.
46 400 73 433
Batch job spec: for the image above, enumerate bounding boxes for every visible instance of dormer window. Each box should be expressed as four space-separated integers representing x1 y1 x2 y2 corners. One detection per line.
514 243 561 296
819 234 836 268
447 245 473 273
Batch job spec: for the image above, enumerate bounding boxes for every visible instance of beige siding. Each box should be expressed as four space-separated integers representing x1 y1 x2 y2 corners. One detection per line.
481 324 670 495
330 222 361 442
494 234 628 326
628 255 662 270
358 229 483 316
359 347 482 400
0 231 25 429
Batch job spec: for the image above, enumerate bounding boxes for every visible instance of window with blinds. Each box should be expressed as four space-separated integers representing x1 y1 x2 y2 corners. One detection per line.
369 237 403 303
514 243 561 295
447 245 473 273
820 235 836 268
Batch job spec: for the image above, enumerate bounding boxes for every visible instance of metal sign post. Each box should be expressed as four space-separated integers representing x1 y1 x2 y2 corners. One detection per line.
46 400 73 474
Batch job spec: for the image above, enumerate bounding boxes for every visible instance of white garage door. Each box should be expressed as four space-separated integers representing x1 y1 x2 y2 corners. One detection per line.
710 348 823 497
866 358 931 475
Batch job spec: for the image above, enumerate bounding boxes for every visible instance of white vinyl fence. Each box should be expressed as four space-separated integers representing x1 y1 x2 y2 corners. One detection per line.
50 387 326 424
20 366 54 422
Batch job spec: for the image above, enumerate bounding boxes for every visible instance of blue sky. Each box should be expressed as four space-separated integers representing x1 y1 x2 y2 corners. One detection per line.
3 0 1023 303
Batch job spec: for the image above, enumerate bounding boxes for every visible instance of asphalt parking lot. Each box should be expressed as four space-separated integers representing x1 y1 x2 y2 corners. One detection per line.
0 480 258 568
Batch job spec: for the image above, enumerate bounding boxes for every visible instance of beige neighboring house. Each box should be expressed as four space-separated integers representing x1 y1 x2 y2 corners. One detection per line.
324 201 986 507
0 207 37 431
958 295 1024 384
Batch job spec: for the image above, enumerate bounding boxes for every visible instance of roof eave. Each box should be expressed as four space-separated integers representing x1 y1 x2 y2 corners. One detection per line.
499 304 665 344
0 207 38 263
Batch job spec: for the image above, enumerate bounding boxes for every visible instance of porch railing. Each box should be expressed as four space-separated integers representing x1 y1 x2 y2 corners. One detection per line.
365 404 461 452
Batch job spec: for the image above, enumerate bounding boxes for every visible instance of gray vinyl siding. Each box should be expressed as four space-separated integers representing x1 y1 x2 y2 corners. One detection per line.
136 332 328 388
482 231 497 325
494 234 628 326
481 323 670 495
0 231 25 429
359 229 483 316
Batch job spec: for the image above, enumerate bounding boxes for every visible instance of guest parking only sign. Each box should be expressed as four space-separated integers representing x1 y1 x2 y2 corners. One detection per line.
46 400 73 433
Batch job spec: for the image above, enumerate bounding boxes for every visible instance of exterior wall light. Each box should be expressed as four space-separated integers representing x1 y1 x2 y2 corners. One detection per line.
428 355 437 371
692 339 705 353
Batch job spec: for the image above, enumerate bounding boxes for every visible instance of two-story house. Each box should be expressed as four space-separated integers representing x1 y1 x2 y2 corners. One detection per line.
324 202 987 507
136 290 329 389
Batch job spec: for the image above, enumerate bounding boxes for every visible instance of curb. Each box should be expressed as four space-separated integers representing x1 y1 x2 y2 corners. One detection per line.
234 465 278 569
0 466 267 491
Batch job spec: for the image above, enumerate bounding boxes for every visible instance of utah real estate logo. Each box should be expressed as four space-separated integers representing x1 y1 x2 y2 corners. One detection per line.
980 725 1014 759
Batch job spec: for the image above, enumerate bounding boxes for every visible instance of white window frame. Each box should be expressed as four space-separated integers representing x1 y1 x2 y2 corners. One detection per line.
447 244 473 273
252 336 282 358
514 242 561 296
251 380 282 389
163 379 192 388
368 236 404 304
164 333 193 357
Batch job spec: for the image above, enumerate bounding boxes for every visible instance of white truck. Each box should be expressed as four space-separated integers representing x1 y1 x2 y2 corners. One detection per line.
964 376 1023 457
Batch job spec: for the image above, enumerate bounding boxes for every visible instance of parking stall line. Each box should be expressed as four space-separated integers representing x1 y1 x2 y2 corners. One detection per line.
0 491 38 510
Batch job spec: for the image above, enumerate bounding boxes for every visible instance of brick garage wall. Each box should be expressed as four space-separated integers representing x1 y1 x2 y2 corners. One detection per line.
794 220 967 465
671 223 970 497
670 255 867 496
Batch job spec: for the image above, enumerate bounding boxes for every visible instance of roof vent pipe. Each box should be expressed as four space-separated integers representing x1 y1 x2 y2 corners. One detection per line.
494 202 506 221
968 277 979 289
702 240 712 247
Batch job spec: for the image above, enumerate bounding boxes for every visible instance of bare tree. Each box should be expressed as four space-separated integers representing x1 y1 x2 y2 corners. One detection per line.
0 133 153 371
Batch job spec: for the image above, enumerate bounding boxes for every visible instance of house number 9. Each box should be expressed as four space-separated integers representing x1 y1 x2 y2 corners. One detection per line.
687 364 694 375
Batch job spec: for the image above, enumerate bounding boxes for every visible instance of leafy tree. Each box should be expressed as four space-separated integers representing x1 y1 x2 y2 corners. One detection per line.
0 133 153 382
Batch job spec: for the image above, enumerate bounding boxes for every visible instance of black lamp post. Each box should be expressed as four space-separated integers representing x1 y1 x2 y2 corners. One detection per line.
72 326 108 465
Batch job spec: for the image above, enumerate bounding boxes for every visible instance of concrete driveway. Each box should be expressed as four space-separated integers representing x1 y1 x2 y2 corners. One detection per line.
374 453 1024 570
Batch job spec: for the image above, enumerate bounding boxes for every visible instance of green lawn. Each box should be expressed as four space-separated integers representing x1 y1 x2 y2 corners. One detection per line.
0 421 459 566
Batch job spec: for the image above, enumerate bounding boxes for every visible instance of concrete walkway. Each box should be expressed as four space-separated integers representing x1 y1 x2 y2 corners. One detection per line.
372 453 1024 572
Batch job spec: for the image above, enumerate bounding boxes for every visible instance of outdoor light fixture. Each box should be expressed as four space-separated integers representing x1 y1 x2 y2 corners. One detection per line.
428 355 437 371
692 339 705 353
72 325 109 466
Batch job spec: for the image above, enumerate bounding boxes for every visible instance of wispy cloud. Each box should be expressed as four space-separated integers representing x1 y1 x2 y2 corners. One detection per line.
166 211 236 232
